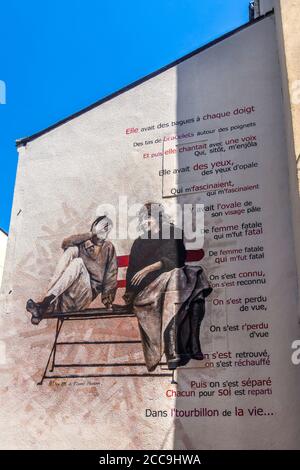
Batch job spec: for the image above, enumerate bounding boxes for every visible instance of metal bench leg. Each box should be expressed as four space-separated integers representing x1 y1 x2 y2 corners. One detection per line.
37 319 64 385
171 369 177 385
49 318 62 372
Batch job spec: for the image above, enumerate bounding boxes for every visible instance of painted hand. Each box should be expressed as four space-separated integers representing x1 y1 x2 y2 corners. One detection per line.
131 266 153 286
102 292 114 308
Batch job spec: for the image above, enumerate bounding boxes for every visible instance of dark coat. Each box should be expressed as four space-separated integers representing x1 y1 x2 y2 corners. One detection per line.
125 224 186 297
133 265 212 371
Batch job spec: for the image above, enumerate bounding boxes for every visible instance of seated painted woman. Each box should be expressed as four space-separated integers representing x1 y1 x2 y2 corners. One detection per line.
124 202 212 371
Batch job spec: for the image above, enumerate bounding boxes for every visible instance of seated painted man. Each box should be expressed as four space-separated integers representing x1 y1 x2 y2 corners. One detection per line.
26 215 118 324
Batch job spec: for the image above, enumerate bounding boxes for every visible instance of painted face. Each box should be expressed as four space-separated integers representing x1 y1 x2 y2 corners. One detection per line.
140 215 159 234
92 218 112 243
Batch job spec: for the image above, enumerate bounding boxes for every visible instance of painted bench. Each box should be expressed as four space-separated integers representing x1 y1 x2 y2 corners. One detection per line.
37 249 204 385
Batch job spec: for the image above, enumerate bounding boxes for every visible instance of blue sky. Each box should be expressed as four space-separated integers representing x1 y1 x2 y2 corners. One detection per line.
0 0 250 232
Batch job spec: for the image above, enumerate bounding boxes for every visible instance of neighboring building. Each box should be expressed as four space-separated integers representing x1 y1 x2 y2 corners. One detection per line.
0 228 7 287
252 0 274 18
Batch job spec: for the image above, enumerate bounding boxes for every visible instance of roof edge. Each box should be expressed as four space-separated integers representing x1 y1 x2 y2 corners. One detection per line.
0 227 8 236
16 10 274 148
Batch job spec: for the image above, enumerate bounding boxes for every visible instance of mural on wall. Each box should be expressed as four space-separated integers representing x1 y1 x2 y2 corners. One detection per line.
26 202 212 379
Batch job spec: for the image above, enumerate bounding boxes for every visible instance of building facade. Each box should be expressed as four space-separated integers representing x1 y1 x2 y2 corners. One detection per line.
1 5 300 450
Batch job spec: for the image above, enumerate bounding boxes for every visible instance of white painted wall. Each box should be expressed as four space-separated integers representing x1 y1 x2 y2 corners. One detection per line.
1 16 300 450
